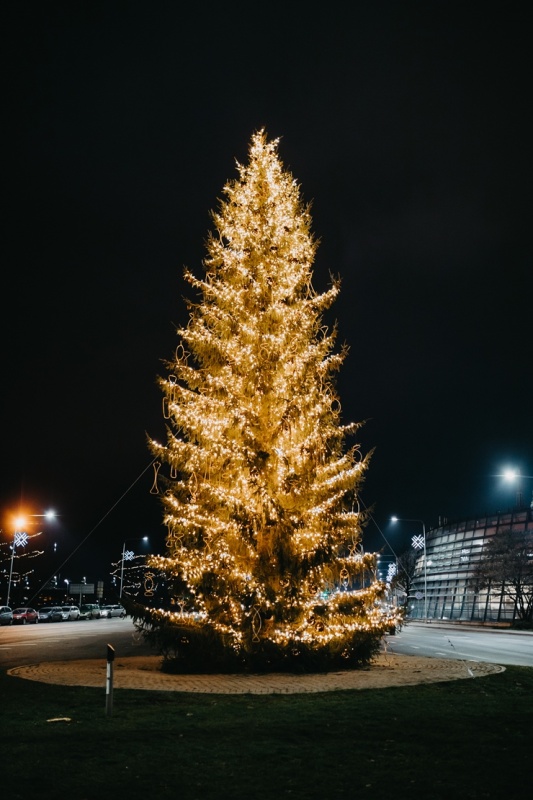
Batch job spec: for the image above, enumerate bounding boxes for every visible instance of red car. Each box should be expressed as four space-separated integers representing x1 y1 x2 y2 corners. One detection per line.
12 607 39 625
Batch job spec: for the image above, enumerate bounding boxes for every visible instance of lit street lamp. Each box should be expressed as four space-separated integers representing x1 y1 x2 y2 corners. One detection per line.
120 537 149 598
501 468 533 509
6 510 56 607
391 516 428 620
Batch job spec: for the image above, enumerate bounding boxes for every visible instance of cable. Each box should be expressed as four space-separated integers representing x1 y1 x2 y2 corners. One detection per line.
26 458 158 606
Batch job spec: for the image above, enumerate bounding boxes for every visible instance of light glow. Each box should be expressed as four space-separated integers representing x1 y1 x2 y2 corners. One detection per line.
503 468 519 482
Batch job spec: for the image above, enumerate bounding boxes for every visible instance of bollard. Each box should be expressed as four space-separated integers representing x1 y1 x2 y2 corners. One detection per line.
106 644 115 716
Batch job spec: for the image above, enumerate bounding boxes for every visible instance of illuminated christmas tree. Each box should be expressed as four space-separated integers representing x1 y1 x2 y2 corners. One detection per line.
141 130 398 671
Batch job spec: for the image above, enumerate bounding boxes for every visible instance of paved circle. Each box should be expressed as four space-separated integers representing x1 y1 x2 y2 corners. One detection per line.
7 653 505 694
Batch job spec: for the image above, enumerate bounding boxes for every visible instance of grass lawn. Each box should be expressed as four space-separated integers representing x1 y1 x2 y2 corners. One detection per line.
1 665 531 799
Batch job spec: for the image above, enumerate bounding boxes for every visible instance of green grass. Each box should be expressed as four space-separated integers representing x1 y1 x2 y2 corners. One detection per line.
1 666 531 799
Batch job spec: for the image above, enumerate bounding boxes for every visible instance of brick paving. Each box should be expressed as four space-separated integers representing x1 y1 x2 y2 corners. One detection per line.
7 653 504 694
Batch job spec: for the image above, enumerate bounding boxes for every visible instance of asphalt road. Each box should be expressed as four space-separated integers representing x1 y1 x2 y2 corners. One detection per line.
0 617 154 670
0 618 532 670
387 621 533 667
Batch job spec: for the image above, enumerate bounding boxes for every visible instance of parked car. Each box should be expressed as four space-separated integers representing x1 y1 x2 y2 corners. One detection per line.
79 603 101 620
38 606 64 622
100 604 126 618
0 606 13 626
12 607 39 625
61 605 80 620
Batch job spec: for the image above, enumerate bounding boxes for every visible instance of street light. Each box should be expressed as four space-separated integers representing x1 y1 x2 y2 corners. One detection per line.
120 537 149 598
501 468 533 509
391 516 428 620
6 510 56 607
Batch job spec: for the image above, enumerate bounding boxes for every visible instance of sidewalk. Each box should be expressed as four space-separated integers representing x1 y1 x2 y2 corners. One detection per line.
406 619 533 635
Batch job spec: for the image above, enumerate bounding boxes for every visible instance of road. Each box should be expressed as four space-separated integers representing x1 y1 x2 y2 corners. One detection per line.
0 618 154 670
387 621 533 667
0 618 532 670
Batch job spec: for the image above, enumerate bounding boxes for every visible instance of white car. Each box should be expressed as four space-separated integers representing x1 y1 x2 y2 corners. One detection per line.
100 604 126 618
79 603 101 620
61 605 80 620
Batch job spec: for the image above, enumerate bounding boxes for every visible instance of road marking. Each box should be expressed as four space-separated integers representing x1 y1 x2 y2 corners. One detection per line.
437 651 483 662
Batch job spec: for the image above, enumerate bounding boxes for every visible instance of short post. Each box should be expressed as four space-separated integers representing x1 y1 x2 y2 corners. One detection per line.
106 644 115 716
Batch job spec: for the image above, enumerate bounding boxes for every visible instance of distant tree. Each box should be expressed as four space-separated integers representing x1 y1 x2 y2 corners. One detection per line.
390 548 418 611
471 528 533 625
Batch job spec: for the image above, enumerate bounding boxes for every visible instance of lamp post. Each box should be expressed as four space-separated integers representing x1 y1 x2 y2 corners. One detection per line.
6 510 55 607
502 468 533 509
6 523 27 607
120 537 149 598
391 516 428 620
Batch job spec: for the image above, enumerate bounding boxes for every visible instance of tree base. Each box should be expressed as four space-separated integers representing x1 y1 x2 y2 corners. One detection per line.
137 618 384 675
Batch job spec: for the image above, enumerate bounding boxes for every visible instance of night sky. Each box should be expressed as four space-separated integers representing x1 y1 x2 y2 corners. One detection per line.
2 3 531 580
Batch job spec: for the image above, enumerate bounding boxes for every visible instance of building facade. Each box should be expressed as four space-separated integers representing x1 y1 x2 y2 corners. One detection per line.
409 505 533 622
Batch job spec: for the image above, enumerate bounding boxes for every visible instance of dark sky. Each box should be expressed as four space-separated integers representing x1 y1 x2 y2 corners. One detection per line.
2 2 531 579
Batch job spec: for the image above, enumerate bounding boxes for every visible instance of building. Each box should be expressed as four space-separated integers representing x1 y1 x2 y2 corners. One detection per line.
409 503 533 623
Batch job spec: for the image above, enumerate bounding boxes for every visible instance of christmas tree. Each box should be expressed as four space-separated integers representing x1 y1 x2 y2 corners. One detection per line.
140 130 398 672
